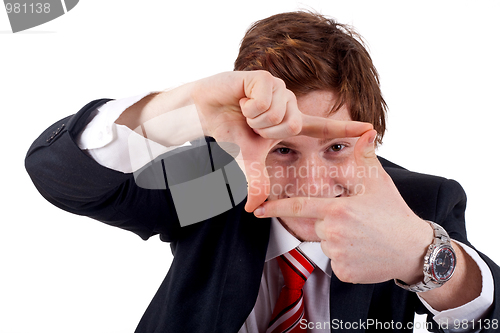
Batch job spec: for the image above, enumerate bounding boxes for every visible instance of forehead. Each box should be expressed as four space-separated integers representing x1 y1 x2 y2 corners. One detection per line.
296 90 351 121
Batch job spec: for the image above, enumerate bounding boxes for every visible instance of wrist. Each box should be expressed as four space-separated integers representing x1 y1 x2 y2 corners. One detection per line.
395 221 457 293
189 79 214 137
396 218 434 284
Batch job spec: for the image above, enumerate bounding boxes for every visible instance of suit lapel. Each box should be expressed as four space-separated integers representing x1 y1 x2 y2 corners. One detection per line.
211 202 376 332
216 206 271 332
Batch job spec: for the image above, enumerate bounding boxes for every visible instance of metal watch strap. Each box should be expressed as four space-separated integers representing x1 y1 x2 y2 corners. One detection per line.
394 221 454 293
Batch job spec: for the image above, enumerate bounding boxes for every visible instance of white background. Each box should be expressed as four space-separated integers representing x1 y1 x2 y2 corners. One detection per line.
1 1 499 332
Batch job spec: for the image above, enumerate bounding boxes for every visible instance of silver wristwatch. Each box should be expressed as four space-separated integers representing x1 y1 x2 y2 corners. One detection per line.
395 221 456 293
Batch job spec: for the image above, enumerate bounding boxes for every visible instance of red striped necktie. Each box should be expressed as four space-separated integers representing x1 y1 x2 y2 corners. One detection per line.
266 248 316 333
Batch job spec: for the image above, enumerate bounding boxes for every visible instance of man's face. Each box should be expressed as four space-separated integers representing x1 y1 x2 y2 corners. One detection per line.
265 90 359 242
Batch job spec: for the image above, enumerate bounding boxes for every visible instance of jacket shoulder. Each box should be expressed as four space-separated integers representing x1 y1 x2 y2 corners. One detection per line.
378 156 467 238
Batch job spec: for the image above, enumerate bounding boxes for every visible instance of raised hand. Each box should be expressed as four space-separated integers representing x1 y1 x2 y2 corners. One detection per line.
253 129 434 284
192 71 373 212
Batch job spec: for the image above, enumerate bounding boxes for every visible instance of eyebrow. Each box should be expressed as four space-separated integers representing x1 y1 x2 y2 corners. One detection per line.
275 140 299 149
318 138 336 146
276 138 337 148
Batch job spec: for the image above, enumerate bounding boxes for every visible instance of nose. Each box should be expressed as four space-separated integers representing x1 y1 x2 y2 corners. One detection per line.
293 155 333 197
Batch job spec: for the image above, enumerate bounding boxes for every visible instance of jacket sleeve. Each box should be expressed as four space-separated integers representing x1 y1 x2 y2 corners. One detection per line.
435 179 500 332
413 177 499 332
25 99 184 241
383 161 499 332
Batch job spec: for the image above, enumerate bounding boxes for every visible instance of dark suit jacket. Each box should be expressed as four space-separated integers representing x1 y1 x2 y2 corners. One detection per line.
25 99 500 332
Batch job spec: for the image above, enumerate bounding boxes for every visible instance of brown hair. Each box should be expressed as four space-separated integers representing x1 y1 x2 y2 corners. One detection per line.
234 11 387 144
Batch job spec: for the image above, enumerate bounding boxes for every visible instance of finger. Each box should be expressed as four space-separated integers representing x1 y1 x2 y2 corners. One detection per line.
253 196 329 219
233 133 276 212
315 219 328 241
239 72 281 119
350 129 381 195
245 87 289 129
353 129 378 167
239 97 269 119
214 139 269 211
300 114 373 139
253 102 303 139
243 158 271 212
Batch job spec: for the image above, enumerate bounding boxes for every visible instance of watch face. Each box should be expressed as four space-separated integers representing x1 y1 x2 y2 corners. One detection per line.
431 246 456 281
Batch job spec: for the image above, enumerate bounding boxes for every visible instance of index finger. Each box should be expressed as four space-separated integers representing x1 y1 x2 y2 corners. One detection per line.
299 114 373 139
254 197 329 219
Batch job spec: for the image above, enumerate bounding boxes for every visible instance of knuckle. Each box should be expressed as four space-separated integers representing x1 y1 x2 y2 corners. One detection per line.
324 224 339 241
245 117 254 127
254 99 270 113
255 128 274 139
253 128 280 139
257 70 276 86
325 203 341 219
254 129 268 138
286 117 302 136
328 245 342 261
334 264 354 283
241 102 254 118
255 69 270 77
274 77 286 88
266 111 284 125
326 202 352 221
291 198 304 216
322 121 330 138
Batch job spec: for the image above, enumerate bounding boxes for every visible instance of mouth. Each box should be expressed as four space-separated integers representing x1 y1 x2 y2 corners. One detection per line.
283 192 344 199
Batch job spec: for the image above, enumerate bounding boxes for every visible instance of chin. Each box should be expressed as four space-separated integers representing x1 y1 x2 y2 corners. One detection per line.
278 217 321 242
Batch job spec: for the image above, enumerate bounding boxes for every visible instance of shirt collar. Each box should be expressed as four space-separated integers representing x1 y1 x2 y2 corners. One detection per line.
266 217 332 277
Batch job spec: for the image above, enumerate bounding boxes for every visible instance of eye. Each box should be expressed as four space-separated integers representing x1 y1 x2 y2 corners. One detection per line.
276 147 291 155
328 144 345 152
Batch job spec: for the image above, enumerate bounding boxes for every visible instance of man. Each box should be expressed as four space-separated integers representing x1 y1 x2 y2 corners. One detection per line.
26 11 498 332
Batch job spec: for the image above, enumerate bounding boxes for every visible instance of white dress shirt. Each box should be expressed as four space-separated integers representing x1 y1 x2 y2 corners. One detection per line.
238 218 493 333
76 94 494 333
238 218 332 332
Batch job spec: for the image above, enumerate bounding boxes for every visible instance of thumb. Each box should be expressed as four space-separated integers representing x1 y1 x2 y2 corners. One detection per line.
354 129 378 167
231 135 272 212
243 158 270 212
239 97 250 112
350 129 379 196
